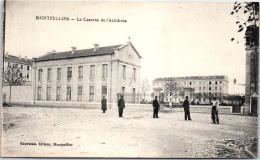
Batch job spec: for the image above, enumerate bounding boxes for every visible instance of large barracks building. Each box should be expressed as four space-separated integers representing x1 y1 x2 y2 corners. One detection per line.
152 75 229 104
32 41 141 108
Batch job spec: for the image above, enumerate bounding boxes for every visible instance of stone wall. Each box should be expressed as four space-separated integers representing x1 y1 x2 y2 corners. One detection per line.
2 84 33 105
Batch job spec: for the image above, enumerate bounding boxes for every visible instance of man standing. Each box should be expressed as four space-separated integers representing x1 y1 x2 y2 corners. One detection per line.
101 96 107 113
153 96 160 118
211 97 220 124
183 96 192 120
118 95 125 117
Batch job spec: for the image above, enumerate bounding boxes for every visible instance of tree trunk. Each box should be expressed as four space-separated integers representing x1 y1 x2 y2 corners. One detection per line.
9 85 12 104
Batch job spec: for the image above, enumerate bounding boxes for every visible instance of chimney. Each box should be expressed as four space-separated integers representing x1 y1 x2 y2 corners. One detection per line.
25 56 27 61
71 47 76 54
94 44 99 51
127 36 131 44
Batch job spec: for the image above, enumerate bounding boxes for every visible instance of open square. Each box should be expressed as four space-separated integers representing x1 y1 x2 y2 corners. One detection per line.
2 105 257 158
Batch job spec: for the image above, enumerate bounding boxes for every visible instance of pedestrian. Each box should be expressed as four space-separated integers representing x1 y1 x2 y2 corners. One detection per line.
211 97 220 124
101 96 107 113
153 96 160 118
118 95 125 117
183 96 192 120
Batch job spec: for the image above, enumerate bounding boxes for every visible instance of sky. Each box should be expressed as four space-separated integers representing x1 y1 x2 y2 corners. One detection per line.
4 1 248 94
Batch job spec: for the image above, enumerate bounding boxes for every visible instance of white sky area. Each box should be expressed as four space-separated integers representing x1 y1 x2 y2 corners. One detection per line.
5 1 247 94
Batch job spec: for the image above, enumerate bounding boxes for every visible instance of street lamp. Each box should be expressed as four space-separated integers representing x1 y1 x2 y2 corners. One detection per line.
233 78 246 86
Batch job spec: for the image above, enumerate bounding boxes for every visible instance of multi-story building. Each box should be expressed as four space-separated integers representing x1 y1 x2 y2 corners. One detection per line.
32 42 141 108
3 53 33 83
152 75 229 104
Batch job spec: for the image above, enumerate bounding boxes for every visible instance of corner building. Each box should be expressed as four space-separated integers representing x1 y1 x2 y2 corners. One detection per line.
32 42 141 108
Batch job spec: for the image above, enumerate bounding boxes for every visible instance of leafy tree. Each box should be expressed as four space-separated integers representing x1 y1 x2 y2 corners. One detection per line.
195 93 203 102
231 2 259 94
231 2 259 45
140 79 151 100
4 64 26 104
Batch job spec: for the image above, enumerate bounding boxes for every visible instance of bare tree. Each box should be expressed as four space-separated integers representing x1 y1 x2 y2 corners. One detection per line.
4 64 26 104
164 80 184 107
140 79 151 100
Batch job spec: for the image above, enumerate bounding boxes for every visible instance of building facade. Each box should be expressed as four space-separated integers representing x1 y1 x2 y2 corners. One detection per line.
32 42 141 108
152 75 229 104
3 53 32 83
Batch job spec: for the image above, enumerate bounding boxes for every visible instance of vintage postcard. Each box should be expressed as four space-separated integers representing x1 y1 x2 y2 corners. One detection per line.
1 0 258 158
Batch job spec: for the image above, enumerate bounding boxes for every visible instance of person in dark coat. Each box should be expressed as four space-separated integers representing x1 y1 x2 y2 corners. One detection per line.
183 96 192 120
153 96 160 118
118 95 125 117
101 96 107 113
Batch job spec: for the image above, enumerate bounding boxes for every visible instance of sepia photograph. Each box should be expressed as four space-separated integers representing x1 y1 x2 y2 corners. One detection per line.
1 0 259 158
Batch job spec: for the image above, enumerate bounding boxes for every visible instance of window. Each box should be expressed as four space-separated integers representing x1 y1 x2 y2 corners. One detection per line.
67 67 72 81
209 81 212 85
37 87 42 100
89 86 95 101
203 87 205 91
220 81 222 83
27 74 29 79
122 87 125 95
209 92 212 96
102 64 108 80
47 68 52 82
215 86 217 90
123 65 126 80
38 69 42 81
77 86 83 101
102 86 107 98
57 68 61 80
133 68 136 81
215 81 218 85
190 82 192 85
199 87 201 91
199 81 201 85
27 66 30 70
66 86 72 101
21 65 23 69
78 66 83 79
209 87 211 90
46 87 51 100
219 86 222 90
90 65 95 80
56 87 61 101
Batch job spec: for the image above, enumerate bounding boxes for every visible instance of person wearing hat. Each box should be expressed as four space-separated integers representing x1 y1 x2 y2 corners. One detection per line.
118 95 125 117
153 96 160 118
183 96 192 120
101 96 107 113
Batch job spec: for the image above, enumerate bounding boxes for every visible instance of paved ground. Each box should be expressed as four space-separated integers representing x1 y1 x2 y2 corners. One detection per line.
1 105 258 158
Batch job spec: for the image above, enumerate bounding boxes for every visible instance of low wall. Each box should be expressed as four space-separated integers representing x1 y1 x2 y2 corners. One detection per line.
162 105 233 114
2 85 33 105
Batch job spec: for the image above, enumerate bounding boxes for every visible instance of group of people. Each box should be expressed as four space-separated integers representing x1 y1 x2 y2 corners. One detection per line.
101 95 220 124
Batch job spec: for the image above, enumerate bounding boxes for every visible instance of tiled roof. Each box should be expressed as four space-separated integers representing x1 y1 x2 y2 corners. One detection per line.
153 75 228 82
35 44 123 62
4 55 32 65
